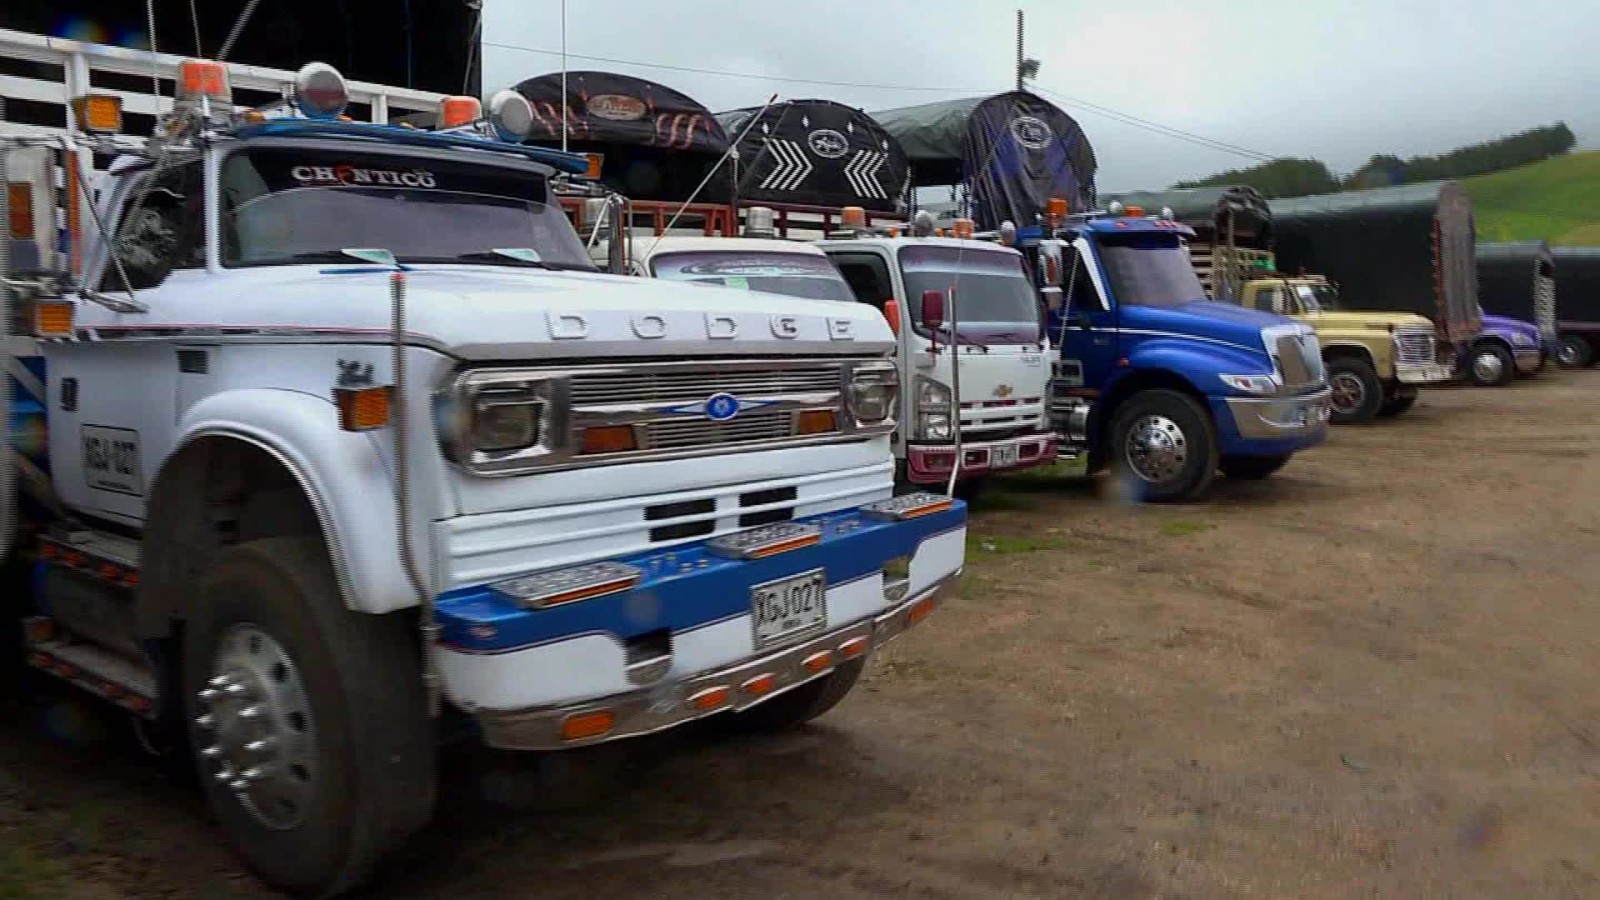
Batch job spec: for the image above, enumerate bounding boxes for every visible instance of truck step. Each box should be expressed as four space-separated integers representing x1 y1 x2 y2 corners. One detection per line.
22 617 158 717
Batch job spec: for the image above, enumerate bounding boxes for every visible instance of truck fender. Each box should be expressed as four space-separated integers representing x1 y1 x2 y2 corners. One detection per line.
1320 340 1379 368
142 389 410 629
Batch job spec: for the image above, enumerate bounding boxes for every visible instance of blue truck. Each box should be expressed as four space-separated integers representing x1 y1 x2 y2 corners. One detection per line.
1018 204 1333 501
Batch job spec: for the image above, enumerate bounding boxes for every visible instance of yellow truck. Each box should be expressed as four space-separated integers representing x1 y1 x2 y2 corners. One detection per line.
1236 275 1454 424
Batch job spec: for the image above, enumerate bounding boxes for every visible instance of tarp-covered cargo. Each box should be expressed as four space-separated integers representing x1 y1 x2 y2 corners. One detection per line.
1476 241 1557 338
1104 185 1272 247
1269 182 1482 343
1553 247 1600 324
715 100 909 213
874 91 1096 230
513 70 731 201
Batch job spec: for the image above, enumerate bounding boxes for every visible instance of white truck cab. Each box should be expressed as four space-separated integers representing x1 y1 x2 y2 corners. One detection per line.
820 220 1058 487
2 53 965 897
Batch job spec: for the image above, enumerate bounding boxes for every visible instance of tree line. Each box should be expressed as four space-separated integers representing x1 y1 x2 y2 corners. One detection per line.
1172 123 1576 198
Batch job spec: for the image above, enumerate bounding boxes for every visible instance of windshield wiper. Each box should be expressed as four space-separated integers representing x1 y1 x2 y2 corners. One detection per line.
287 250 374 264
453 249 555 269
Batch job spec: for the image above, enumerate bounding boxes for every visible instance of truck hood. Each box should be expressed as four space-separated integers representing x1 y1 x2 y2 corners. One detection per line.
230 264 894 360
1479 313 1540 341
1124 300 1299 352
1305 310 1434 332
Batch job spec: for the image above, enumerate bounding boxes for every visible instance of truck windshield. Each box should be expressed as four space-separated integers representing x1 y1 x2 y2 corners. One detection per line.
649 250 854 302
1296 284 1339 312
899 245 1041 343
1097 233 1207 308
218 147 596 270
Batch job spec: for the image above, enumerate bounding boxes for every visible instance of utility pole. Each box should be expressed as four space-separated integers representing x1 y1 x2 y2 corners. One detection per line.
1016 9 1024 91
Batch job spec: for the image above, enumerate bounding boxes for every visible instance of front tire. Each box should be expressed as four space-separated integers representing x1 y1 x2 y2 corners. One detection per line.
1378 392 1417 418
721 658 865 733
1467 342 1515 386
1219 454 1291 480
1108 389 1218 503
1325 357 1383 424
184 537 435 898
1557 334 1594 368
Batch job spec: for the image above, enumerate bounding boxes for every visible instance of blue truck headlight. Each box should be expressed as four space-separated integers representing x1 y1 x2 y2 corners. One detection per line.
1219 374 1279 395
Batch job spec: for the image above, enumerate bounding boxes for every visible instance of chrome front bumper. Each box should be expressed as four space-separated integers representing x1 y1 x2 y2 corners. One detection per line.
1395 361 1455 384
1223 387 1333 440
477 575 960 751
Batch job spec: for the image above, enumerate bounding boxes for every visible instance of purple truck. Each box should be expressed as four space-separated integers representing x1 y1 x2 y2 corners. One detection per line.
1462 309 1544 386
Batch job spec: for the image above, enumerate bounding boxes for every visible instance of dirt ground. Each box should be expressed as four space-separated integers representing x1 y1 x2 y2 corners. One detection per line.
3 370 1598 899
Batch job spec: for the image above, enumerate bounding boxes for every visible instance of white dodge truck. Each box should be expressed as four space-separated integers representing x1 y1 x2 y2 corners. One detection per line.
2 55 965 897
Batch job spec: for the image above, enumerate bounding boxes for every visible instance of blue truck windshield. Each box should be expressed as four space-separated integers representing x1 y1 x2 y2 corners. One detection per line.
649 251 855 302
218 147 596 270
900 245 1041 343
1097 233 1207 308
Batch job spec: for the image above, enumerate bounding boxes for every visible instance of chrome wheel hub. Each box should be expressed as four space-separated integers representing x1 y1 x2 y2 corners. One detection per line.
1557 342 1581 367
1125 414 1188 483
194 624 317 830
1329 372 1366 413
1472 350 1505 383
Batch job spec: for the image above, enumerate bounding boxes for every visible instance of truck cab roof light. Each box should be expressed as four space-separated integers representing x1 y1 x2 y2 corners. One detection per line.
178 59 232 104
439 95 483 129
293 62 349 119
840 206 867 230
910 209 936 237
952 218 975 240
1106 201 1126 217
1046 197 1068 223
71 94 124 134
584 152 604 179
1160 206 1175 220
1124 205 1145 218
999 220 1017 246
487 89 534 141
744 206 776 238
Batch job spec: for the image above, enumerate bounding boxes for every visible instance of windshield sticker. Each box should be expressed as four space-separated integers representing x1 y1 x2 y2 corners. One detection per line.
290 164 438 188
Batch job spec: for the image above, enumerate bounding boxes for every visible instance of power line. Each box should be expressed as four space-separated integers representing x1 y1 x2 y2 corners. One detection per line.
482 40 1283 164
480 41 988 92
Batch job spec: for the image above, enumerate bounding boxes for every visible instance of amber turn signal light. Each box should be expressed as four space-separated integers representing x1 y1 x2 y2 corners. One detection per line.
334 386 393 432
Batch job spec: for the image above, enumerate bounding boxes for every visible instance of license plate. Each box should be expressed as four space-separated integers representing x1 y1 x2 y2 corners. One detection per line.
991 443 1020 468
751 569 826 648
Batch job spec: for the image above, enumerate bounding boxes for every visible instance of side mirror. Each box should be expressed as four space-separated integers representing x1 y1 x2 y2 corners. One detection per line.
920 289 945 330
882 296 902 335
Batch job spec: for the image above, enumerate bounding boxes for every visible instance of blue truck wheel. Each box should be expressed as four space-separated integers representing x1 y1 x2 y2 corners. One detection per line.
1108 389 1219 502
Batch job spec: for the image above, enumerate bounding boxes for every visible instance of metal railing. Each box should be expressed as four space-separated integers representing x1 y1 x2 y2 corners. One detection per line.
0 27 441 138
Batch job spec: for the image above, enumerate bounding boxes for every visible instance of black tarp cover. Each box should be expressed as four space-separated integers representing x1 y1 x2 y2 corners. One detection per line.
1476 241 1555 324
1103 186 1272 247
715 100 909 212
1553 247 1600 322
874 91 1097 230
512 71 732 201
1268 182 1481 343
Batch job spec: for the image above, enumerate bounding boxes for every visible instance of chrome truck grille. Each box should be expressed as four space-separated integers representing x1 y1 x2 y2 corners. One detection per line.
1394 327 1438 365
442 358 895 476
1534 274 1557 339
1272 332 1325 389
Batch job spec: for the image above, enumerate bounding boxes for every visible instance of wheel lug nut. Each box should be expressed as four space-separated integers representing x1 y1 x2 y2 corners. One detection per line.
228 778 251 791
209 675 233 688
198 688 221 701
214 767 235 783
200 745 223 758
224 682 247 695
245 739 272 753
238 705 262 719
194 714 216 728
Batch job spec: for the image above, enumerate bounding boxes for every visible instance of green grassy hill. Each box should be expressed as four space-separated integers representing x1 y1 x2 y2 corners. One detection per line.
1463 151 1600 246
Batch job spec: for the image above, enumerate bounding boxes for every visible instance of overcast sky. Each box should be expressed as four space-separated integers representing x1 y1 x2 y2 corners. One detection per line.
483 0 1600 193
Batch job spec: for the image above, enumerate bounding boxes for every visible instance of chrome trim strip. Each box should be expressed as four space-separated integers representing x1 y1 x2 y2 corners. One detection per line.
1223 387 1333 440
474 575 959 751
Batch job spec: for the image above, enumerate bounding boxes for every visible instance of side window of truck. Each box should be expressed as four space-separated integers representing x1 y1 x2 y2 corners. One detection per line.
102 160 205 292
1062 249 1103 312
1257 287 1286 314
830 253 894 312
